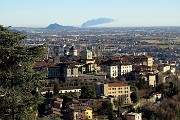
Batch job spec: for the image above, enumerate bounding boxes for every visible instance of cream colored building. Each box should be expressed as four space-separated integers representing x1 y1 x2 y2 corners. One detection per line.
148 74 156 87
103 82 131 104
64 105 93 120
66 66 79 77
147 56 153 67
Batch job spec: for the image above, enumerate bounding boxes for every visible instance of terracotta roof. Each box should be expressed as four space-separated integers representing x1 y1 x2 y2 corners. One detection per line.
69 104 92 111
107 82 128 87
33 61 57 68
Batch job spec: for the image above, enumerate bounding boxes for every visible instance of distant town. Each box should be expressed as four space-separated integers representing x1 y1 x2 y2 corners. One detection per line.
7 26 180 119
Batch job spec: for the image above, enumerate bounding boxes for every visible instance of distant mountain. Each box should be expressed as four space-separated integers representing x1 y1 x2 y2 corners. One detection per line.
46 23 76 30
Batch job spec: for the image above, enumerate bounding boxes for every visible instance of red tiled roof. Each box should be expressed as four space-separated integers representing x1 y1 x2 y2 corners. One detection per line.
33 61 57 68
107 82 128 87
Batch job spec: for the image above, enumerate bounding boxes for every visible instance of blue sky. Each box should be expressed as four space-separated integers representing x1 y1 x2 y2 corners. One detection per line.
1 0 180 27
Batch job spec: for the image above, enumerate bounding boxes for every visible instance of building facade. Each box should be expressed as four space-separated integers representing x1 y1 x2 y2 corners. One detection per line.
103 82 131 104
106 65 118 78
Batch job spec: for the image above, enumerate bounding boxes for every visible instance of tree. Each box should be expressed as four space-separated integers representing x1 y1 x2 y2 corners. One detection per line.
0 26 46 119
79 85 96 99
137 77 147 89
156 83 165 93
130 87 139 103
97 101 115 120
131 92 138 103
53 82 60 96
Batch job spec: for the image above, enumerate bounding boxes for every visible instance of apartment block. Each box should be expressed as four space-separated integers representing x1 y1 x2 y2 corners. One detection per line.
103 82 131 104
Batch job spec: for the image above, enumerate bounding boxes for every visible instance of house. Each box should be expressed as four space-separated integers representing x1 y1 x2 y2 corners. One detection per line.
63 104 93 120
51 98 63 116
125 112 142 120
103 82 131 104
121 55 153 67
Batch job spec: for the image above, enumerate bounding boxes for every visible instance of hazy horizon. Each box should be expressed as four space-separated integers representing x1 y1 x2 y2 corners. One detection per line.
1 0 180 27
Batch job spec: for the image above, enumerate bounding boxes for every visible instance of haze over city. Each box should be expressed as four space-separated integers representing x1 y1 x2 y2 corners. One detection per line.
1 0 180 27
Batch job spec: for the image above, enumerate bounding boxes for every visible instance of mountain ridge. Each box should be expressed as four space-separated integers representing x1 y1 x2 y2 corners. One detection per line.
46 23 76 30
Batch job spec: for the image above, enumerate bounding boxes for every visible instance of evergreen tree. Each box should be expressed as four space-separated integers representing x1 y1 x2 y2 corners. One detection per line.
137 77 146 89
97 101 115 120
0 26 46 120
79 85 96 99
53 82 60 96
130 87 139 103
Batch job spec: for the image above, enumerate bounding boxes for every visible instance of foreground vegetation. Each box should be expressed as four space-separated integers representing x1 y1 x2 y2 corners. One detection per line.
0 26 46 120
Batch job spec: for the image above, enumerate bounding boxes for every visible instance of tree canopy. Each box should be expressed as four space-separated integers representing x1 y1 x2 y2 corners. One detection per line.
0 25 46 120
79 85 96 99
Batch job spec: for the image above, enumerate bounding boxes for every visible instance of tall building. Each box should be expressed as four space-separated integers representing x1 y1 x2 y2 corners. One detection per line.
53 46 60 63
87 43 103 58
81 48 93 60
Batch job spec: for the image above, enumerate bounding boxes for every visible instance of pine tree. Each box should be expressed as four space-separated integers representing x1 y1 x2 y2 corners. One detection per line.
0 26 46 120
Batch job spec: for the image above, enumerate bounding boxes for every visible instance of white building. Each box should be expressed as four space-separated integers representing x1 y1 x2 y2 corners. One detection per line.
125 112 142 120
59 86 81 94
118 64 132 76
106 65 118 78
163 65 170 72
